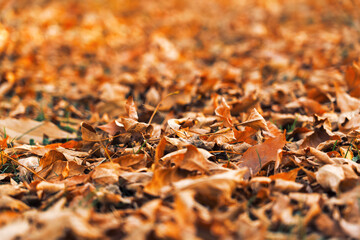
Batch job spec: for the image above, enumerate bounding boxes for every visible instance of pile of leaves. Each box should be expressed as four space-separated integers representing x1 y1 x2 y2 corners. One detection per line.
1 0 360 239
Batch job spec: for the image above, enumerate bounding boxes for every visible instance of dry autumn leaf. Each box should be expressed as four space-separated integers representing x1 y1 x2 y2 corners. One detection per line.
238 133 286 178
125 96 139 120
316 165 345 193
237 108 269 132
215 97 233 128
0 118 76 144
345 61 360 98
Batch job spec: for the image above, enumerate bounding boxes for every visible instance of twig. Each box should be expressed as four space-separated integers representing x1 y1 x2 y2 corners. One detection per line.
209 150 243 155
3 153 47 181
148 91 179 125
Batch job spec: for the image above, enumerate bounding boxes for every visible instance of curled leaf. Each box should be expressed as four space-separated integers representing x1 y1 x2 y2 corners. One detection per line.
238 108 269 132
125 96 138 120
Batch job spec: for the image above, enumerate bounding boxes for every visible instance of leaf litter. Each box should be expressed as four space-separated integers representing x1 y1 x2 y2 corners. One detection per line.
1 0 360 239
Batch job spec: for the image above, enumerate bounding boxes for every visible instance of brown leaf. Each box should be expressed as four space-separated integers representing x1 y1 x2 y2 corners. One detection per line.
60 140 83 150
339 111 360 133
24 208 103 239
305 147 335 165
340 219 360 239
18 156 39 179
339 146 354 160
145 86 161 106
180 145 219 174
0 195 29 212
154 137 167 167
300 125 340 149
42 161 85 181
112 154 148 170
238 133 286 178
35 150 85 181
266 121 282 137
36 181 65 194
0 118 76 144
144 167 188 196
335 84 360 113
298 97 328 115
36 150 68 173
0 173 13 182
270 113 313 127
272 179 303 192
97 120 124 136
238 108 269 132
119 171 153 191
0 24 9 52
81 122 99 142
230 91 259 114
167 119 192 138
269 168 300 181
316 165 345 193
315 213 345 238
120 117 153 136
172 169 247 208
215 97 233 128
125 96 138 120
345 62 360 98
91 162 123 185
0 184 28 197
233 126 257 145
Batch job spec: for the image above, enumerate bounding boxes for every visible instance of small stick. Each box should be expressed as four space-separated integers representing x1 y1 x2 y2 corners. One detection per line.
148 91 179 125
3 153 47 181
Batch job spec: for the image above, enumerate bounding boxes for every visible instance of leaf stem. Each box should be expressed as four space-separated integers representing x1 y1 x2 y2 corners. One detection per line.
148 91 179 125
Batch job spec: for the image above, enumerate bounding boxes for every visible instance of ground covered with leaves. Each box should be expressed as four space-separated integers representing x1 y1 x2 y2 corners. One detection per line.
1 0 360 239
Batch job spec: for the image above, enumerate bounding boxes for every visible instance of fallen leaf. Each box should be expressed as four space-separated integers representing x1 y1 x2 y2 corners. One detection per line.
298 97 328 115
144 167 188 196
300 125 340 149
215 97 233 128
0 118 76 144
81 122 99 142
339 219 360 239
172 168 247 208
272 179 303 192
97 120 125 136
112 154 148 170
269 168 300 181
344 62 360 98
305 147 335 165
316 165 345 193
238 108 269 132
125 96 138 120
91 162 123 185
315 213 345 238
238 133 286 178
335 84 360 113
0 195 30 211
233 126 257 145
179 145 219 174
120 117 153 136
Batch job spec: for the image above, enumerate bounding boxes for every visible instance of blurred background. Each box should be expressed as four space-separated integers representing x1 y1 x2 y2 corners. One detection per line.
0 0 359 122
